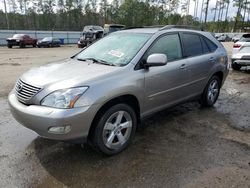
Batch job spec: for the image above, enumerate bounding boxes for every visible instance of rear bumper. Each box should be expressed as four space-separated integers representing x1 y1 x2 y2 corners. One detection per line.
232 58 250 66
8 92 97 142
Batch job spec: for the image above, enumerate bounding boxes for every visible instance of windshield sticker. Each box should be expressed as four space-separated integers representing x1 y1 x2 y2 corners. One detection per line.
108 50 124 58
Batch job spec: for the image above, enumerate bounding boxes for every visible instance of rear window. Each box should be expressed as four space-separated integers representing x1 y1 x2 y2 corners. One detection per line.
181 33 203 57
203 37 218 52
239 34 250 42
200 37 210 53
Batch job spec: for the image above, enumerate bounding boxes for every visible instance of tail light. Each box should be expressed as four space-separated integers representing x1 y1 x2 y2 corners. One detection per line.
233 44 241 48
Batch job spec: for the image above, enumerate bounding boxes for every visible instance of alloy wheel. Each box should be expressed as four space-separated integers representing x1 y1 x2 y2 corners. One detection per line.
207 79 219 104
102 110 132 150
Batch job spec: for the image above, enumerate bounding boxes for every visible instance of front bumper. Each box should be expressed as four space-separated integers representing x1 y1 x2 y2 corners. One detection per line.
8 93 97 142
37 42 49 47
7 41 19 46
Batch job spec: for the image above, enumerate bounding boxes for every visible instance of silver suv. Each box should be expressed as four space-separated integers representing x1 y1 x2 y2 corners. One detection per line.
9 26 229 155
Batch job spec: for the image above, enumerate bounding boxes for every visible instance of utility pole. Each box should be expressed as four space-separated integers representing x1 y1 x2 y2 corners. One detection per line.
3 0 10 29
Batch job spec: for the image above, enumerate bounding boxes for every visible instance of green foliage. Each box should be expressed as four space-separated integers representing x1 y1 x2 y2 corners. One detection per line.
0 0 249 32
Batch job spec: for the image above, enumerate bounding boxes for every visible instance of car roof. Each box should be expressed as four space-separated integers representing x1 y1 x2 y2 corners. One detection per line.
121 28 160 34
119 25 205 34
14 34 26 36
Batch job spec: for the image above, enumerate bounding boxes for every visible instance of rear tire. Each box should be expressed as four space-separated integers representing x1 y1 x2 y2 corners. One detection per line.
200 75 221 107
90 103 137 155
7 44 12 48
232 62 241 70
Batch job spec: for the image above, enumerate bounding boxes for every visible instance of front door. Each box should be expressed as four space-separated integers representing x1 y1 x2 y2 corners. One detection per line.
143 33 190 115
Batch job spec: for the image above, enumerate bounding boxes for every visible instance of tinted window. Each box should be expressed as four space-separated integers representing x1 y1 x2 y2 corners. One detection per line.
181 33 203 57
239 37 250 42
146 34 182 61
203 37 218 52
200 37 210 53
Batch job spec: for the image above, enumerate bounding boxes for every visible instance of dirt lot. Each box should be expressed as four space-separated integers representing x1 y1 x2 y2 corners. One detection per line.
0 44 250 188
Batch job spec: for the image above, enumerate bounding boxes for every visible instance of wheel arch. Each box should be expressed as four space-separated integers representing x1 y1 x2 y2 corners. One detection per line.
87 94 140 140
213 71 223 87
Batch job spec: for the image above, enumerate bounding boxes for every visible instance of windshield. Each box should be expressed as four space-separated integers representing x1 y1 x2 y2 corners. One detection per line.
13 34 24 39
93 26 103 30
109 26 124 33
42 37 52 41
76 32 151 66
84 26 102 31
235 34 243 38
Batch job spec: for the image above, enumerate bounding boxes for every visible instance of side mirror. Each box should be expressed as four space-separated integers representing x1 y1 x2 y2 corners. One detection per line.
146 53 167 67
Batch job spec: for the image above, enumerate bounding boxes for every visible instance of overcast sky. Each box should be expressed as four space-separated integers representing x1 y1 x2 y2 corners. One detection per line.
0 0 238 22
186 0 237 21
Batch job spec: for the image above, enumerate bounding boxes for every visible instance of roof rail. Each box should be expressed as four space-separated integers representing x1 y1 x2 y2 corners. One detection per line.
124 25 164 30
143 25 165 28
159 25 204 31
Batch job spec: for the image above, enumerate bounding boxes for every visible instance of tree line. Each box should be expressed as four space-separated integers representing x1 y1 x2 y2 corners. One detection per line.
1 0 250 32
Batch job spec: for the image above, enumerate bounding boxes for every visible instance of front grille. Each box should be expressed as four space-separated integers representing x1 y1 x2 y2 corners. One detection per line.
15 79 42 103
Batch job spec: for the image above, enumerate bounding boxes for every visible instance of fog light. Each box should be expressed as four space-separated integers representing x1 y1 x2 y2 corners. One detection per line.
48 125 71 134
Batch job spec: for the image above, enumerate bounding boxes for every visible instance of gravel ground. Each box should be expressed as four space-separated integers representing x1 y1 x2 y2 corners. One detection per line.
0 43 249 188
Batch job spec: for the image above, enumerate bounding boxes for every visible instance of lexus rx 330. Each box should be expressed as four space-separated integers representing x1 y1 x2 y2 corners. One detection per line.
9 26 229 155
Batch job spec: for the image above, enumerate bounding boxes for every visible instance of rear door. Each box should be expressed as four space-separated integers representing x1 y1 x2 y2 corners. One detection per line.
179 32 217 95
143 33 191 114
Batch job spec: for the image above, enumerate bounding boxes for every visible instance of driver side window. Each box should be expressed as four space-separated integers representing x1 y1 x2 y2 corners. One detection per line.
146 34 182 62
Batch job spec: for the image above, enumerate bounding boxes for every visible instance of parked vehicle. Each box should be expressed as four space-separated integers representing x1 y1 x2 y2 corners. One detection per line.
227 33 234 41
6 34 37 48
103 24 125 35
9 26 229 155
37 37 61 48
217 34 231 42
231 34 250 70
215 33 222 39
77 25 104 48
232 34 243 43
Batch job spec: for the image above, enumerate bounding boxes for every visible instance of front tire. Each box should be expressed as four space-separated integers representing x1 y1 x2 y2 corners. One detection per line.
7 44 12 48
200 75 221 107
19 43 25 48
232 62 241 70
90 103 137 155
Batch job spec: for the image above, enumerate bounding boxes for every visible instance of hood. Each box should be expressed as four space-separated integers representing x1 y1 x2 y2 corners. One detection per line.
20 58 120 89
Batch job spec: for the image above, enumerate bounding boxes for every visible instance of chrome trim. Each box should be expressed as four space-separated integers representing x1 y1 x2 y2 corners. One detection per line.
15 79 42 104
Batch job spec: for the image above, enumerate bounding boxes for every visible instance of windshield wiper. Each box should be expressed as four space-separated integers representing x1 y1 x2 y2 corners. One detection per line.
77 58 115 66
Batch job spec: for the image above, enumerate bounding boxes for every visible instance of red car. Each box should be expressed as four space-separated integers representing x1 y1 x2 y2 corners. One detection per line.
6 34 37 48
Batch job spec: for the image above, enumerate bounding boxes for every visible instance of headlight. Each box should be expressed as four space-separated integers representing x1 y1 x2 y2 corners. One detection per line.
41 87 88 108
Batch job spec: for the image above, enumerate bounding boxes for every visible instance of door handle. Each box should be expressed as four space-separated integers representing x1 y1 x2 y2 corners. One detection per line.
209 57 216 62
180 64 187 69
